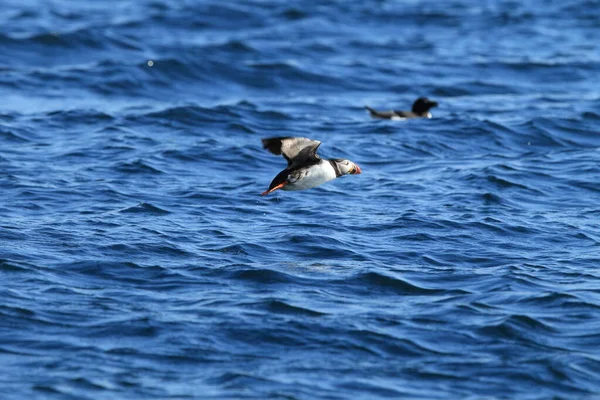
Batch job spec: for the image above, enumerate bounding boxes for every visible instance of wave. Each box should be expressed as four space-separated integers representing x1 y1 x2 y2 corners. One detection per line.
477 314 559 339
113 159 163 174
334 271 469 296
118 202 170 215
1 1 600 399
0 129 30 142
225 268 300 284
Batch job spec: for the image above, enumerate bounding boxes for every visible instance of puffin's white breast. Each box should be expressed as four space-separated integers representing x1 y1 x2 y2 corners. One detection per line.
285 161 337 191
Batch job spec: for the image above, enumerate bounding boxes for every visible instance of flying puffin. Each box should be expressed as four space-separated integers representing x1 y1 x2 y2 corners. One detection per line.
365 97 438 120
261 137 361 196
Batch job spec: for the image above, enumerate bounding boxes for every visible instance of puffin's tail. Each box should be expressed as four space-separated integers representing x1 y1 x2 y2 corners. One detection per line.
365 105 379 117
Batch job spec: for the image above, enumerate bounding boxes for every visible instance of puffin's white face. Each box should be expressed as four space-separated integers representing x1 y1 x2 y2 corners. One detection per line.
336 159 362 175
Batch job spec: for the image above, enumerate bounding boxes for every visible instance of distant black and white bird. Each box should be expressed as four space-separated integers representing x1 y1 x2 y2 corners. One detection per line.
365 97 439 120
260 137 361 196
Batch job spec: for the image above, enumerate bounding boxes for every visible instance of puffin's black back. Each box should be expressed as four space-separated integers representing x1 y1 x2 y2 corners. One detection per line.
289 144 321 171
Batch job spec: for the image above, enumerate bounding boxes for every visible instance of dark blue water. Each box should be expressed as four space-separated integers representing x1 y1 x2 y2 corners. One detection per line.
2 1 600 398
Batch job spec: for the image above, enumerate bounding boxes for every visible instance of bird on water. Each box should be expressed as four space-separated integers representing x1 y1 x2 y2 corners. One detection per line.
365 97 439 120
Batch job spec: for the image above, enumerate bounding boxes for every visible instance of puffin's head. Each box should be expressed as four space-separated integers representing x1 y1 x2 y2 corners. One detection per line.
333 159 362 175
412 97 438 115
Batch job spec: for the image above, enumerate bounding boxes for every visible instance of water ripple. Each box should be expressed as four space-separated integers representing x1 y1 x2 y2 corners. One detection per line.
1 0 599 399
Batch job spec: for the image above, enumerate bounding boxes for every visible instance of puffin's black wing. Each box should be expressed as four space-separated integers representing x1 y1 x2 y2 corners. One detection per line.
365 106 398 119
288 142 322 171
262 137 321 166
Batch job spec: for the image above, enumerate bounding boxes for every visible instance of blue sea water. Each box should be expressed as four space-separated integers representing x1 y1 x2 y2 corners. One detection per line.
1 0 600 398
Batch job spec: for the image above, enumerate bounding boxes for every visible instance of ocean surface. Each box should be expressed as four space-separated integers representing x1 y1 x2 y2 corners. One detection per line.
1 0 600 399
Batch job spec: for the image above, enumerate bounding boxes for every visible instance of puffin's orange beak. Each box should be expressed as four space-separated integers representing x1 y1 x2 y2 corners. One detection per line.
351 164 362 175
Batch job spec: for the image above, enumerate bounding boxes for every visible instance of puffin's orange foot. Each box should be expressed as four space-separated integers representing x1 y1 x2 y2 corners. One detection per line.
261 182 287 196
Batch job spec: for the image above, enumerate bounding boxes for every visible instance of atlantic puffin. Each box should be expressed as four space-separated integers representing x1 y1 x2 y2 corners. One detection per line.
261 137 361 196
365 97 438 120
